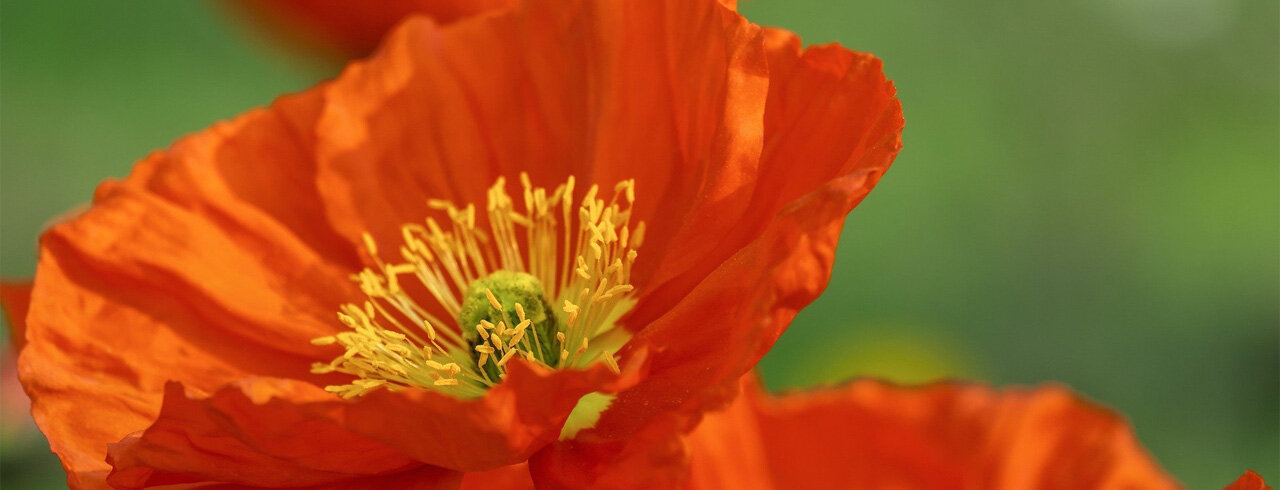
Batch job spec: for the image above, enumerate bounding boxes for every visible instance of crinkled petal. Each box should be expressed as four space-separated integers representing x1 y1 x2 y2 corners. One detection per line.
586 22 901 443
104 378 430 489
313 0 769 298
529 412 690 490
105 353 645 487
130 465 466 490
124 85 359 272
460 463 535 490
683 376 1179 490
343 354 645 472
592 170 893 436
19 89 357 490
625 26 902 328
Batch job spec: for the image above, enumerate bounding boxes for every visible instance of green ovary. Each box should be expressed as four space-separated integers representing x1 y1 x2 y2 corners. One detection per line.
458 271 560 379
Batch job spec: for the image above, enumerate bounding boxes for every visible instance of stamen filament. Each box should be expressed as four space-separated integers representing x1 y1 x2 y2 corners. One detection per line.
314 175 641 398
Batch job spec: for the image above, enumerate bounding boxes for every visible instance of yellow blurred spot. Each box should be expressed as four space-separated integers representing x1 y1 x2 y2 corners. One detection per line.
790 325 980 386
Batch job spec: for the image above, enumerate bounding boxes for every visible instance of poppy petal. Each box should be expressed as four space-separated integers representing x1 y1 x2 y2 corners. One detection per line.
529 413 691 490
684 376 1178 490
682 381 771 490
104 378 431 489
585 22 901 437
104 463 464 490
0 281 32 349
343 355 645 472
625 26 902 328
594 167 895 438
20 223 311 489
1225 471 1272 490
312 0 771 288
103 353 646 488
19 89 358 489
460 463 536 490
123 85 359 272
759 28 903 217
39 182 339 367
333 466 466 490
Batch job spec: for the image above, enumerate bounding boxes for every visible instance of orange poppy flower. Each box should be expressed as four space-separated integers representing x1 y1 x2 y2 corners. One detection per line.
12 0 903 487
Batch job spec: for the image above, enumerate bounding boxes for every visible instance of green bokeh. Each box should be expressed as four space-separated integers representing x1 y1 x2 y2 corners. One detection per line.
1 1 1276 488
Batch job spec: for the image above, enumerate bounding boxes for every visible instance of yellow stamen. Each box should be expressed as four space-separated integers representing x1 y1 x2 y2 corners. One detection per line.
313 175 641 398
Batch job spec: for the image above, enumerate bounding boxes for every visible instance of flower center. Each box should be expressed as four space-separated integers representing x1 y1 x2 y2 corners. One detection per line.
458 271 560 381
311 175 642 398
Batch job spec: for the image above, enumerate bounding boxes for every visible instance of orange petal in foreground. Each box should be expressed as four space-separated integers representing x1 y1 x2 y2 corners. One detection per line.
682 376 1181 490
17 0 902 487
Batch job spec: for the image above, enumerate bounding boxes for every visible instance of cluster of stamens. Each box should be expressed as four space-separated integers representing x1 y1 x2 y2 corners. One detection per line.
311 175 642 398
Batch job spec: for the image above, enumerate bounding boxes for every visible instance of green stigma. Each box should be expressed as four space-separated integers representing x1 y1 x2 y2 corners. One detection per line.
459 271 560 379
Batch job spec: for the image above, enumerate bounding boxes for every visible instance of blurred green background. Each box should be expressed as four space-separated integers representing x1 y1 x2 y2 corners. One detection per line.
1 0 1276 488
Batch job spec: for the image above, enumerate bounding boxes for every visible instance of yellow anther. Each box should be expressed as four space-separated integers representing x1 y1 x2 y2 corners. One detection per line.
381 330 407 341
312 336 337 346
485 288 503 311
497 349 518 367
423 320 438 341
